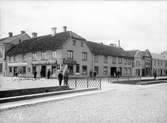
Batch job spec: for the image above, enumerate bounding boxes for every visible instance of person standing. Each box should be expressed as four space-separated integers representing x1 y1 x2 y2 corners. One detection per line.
33 70 37 80
64 69 69 86
58 70 63 86
47 69 51 79
153 70 157 80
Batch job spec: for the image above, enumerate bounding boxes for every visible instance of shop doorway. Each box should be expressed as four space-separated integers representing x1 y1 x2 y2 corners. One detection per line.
110 67 116 77
13 67 17 76
41 65 46 77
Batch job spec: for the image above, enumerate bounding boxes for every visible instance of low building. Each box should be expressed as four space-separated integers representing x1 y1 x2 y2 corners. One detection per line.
127 49 152 77
0 31 30 76
6 27 134 78
151 53 167 76
161 50 167 59
86 41 133 77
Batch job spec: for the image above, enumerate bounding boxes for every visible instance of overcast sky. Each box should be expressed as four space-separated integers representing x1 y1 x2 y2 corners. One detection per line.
0 1 167 53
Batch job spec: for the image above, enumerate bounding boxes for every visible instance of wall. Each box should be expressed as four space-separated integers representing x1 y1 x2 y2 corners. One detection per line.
62 38 93 77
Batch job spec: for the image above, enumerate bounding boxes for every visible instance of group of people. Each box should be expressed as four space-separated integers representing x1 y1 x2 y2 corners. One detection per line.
57 70 69 86
33 67 69 86
33 69 51 79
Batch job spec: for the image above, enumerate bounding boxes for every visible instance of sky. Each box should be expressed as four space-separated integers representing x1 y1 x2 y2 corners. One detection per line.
0 1 167 53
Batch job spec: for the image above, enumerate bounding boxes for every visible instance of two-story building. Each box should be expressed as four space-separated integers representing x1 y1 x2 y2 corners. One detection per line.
127 49 152 77
6 27 93 77
86 41 133 77
0 31 30 76
151 53 167 76
6 27 134 78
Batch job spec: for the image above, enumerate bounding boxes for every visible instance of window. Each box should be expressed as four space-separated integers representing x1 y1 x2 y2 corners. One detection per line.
81 41 84 47
0 63 2 73
136 61 141 67
52 51 57 58
118 57 122 64
41 52 47 59
9 67 12 73
76 64 80 73
68 65 73 75
82 65 87 75
103 66 108 75
128 59 131 65
32 53 37 60
104 56 108 63
23 67 26 74
112 57 116 64
154 60 156 66
67 50 74 59
52 66 56 74
82 52 87 61
13 56 16 62
22 54 25 61
94 66 99 75
124 58 128 65
73 40 76 46
94 55 98 63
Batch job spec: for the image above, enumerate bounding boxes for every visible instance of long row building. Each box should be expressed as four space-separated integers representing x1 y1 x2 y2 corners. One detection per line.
1 26 167 78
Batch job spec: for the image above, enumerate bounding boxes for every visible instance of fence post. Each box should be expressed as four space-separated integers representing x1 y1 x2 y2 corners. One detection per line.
75 77 77 88
99 78 102 90
87 77 89 88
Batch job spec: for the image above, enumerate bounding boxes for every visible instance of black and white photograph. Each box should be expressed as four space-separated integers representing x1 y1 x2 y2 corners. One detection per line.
0 0 167 122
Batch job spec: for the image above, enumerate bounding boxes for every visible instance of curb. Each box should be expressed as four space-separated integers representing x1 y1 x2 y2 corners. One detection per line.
0 88 99 104
112 78 167 84
136 80 167 85
0 88 99 111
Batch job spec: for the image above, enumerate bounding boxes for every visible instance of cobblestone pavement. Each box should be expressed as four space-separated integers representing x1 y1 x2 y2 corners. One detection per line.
1 83 167 123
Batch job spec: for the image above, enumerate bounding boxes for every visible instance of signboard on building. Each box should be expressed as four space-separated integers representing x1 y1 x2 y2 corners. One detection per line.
32 60 57 65
63 59 77 65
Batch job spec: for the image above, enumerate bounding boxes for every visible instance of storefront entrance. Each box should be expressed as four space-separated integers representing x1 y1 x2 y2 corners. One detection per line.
41 65 46 77
13 67 17 76
110 67 116 77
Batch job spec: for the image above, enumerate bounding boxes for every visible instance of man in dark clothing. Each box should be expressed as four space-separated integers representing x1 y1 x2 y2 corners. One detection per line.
153 70 157 80
33 70 37 80
47 69 51 79
64 70 69 86
58 71 63 86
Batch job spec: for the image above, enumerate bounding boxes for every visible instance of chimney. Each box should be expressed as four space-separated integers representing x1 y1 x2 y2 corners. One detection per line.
32 32 37 38
63 26 67 32
8 32 13 37
51 27 57 36
118 40 120 47
21 30 25 34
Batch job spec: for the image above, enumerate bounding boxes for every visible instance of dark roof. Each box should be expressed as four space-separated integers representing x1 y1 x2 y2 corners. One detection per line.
86 41 133 58
126 50 138 57
0 37 8 42
0 33 30 44
7 31 86 56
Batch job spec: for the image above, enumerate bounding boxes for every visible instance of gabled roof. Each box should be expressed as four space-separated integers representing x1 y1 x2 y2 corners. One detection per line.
151 53 166 60
126 50 138 57
7 31 86 56
86 41 132 58
0 33 30 44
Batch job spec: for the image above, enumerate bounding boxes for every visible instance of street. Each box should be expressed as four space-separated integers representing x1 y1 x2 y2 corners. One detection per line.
1 82 167 123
